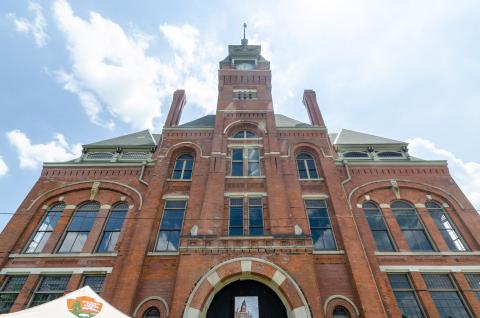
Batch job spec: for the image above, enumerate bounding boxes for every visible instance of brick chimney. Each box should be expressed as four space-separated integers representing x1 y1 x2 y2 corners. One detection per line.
302 89 325 127
165 89 186 127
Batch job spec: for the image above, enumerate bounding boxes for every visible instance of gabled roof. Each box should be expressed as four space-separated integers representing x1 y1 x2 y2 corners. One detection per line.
177 114 311 128
83 130 157 148
333 129 406 145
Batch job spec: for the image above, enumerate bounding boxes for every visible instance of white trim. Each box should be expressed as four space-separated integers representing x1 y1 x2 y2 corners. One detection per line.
227 137 263 141
241 260 252 273
185 307 201 318
224 192 267 197
272 270 286 286
0 267 113 275
161 194 189 200
225 176 266 179
10 253 117 258
312 250 345 255
100 204 111 209
293 306 308 318
298 178 324 181
375 251 480 256
379 203 390 208
302 194 329 199
415 203 426 208
207 272 221 286
323 295 360 316
147 252 180 256
65 205 77 210
227 144 264 148
379 265 480 273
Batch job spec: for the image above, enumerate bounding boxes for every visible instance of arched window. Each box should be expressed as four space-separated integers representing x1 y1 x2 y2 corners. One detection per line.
363 202 395 251
391 201 434 251
333 306 350 318
172 154 194 180
143 307 160 318
377 151 403 158
232 130 256 138
296 153 319 179
343 151 369 158
58 202 100 253
96 202 128 253
25 203 65 253
426 201 467 251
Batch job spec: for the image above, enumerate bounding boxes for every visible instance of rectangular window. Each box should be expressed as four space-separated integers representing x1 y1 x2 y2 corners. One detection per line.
155 200 187 251
364 206 396 252
305 199 336 250
393 210 434 251
58 203 99 253
82 275 105 293
25 204 64 253
229 198 244 236
429 210 467 251
29 276 70 308
0 276 27 313
231 148 260 176
388 273 424 318
465 274 480 300
423 274 471 318
248 198 263 236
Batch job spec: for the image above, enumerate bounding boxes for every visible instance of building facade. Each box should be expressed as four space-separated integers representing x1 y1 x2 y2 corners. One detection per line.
1 38 480 318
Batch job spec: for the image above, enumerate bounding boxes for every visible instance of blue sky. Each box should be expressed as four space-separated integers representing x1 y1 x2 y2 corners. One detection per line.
0 0 479 231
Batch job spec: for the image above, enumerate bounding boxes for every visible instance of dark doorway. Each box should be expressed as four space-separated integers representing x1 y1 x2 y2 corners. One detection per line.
206 279 288 318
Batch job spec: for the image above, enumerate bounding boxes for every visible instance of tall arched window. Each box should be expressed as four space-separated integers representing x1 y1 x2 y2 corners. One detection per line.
296 153 319 179
333 306 350 318
172 154 194 180
391 201 434 251
25 203 65 253
96 202 128 253
143 307 160 318
363 202 395 251
58 202 99 253
232 130 256 138
426 201 467 251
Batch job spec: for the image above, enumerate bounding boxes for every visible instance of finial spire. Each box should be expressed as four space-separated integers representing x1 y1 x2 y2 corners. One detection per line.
241 22 248 45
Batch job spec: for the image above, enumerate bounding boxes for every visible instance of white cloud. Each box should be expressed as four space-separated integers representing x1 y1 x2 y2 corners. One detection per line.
7 1 48 47
407 138 480 209
6 130 82 169
51 0 221 130
0 156 8 177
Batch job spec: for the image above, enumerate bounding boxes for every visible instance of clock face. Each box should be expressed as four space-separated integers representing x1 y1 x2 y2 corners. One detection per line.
236 62 254 70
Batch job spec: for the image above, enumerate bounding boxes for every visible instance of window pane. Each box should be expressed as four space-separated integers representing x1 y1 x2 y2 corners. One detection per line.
82 276 105 293
165 201 187 209
430 291 470 318
156 230 180 251
248 162 260 176
144 307 161 318
311 229 336 250
183 170 192 179
366 211 387 230
394 212 423 229
229 227 243 236
424 274 455 289
26 231 51 253
403 230 434 251
0 293 17 313
38 276 69 291
249 227 263 236
429 210 467 252
372 231 395 252
465 274 480 300
229 207 243 227
172 170 182 179
70 232 88 252
2 276 27 292
232 149 243 160
388 274 412 289
394 291 424 318
249 207 263 227
105 211 127 231
248 149 259 161
58 232 77 253
232 162 243 176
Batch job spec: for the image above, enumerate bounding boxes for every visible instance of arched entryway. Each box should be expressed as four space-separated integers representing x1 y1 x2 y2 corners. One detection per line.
207 279 287 318
183 257 311 318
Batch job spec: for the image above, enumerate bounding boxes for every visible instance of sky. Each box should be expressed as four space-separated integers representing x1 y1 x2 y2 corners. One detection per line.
0 0 479 231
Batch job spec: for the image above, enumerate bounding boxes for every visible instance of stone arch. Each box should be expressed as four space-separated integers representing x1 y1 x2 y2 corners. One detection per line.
223 120 267 136
183 257 311 318
323 295 360 317
133 296 169 318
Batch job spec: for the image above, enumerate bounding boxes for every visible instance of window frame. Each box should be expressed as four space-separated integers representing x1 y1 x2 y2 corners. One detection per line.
248 197 264 236
171 153 194 180
154 200 187 252
57 202 100 254
232 130 257 139
228 197 245 236
363 201 396 252
28 275 70 308
465 273 480 300
391 201 435 252
387 273 425 318
81 275 106 294
426 201 468 252
96 202 128 253
230 147 261 177
296 153 319 180
24 202 65 254
304 199 337 251
0 275 28 314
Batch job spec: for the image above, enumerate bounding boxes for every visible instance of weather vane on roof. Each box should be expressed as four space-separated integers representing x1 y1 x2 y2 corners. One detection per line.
241 22 248 45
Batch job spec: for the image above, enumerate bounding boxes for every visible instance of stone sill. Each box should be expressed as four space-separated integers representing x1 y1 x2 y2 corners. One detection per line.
9 253 117 258
147 252 180 256
375 251 480 256
312 250 345 255
225 176 266 179
218 236 275 240
166 179 192 182
298 178 325 181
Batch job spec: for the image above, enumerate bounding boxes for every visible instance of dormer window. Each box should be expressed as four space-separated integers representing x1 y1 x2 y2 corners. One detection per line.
232 130 257 139
343 151 369 159
377 151 403 158
84 152 114 160
233 89 257 100
234 60 255 70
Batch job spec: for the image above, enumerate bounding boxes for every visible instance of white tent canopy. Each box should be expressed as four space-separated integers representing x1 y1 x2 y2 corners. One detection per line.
0 286 131 318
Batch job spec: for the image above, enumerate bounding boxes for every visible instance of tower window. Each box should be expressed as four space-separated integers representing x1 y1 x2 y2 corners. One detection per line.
25 203 65 253
96 202 128 253
304 199 336 250
426 201 467 252
232 89 257 100
58 202 99 253
172 154 194 180
296 153 319 179
363 202 396 251
423 274 471 317
388 273 424 318
391 201 434 251
155 200 187 251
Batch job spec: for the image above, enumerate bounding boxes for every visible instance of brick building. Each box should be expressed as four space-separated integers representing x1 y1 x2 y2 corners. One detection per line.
1 36 480 318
